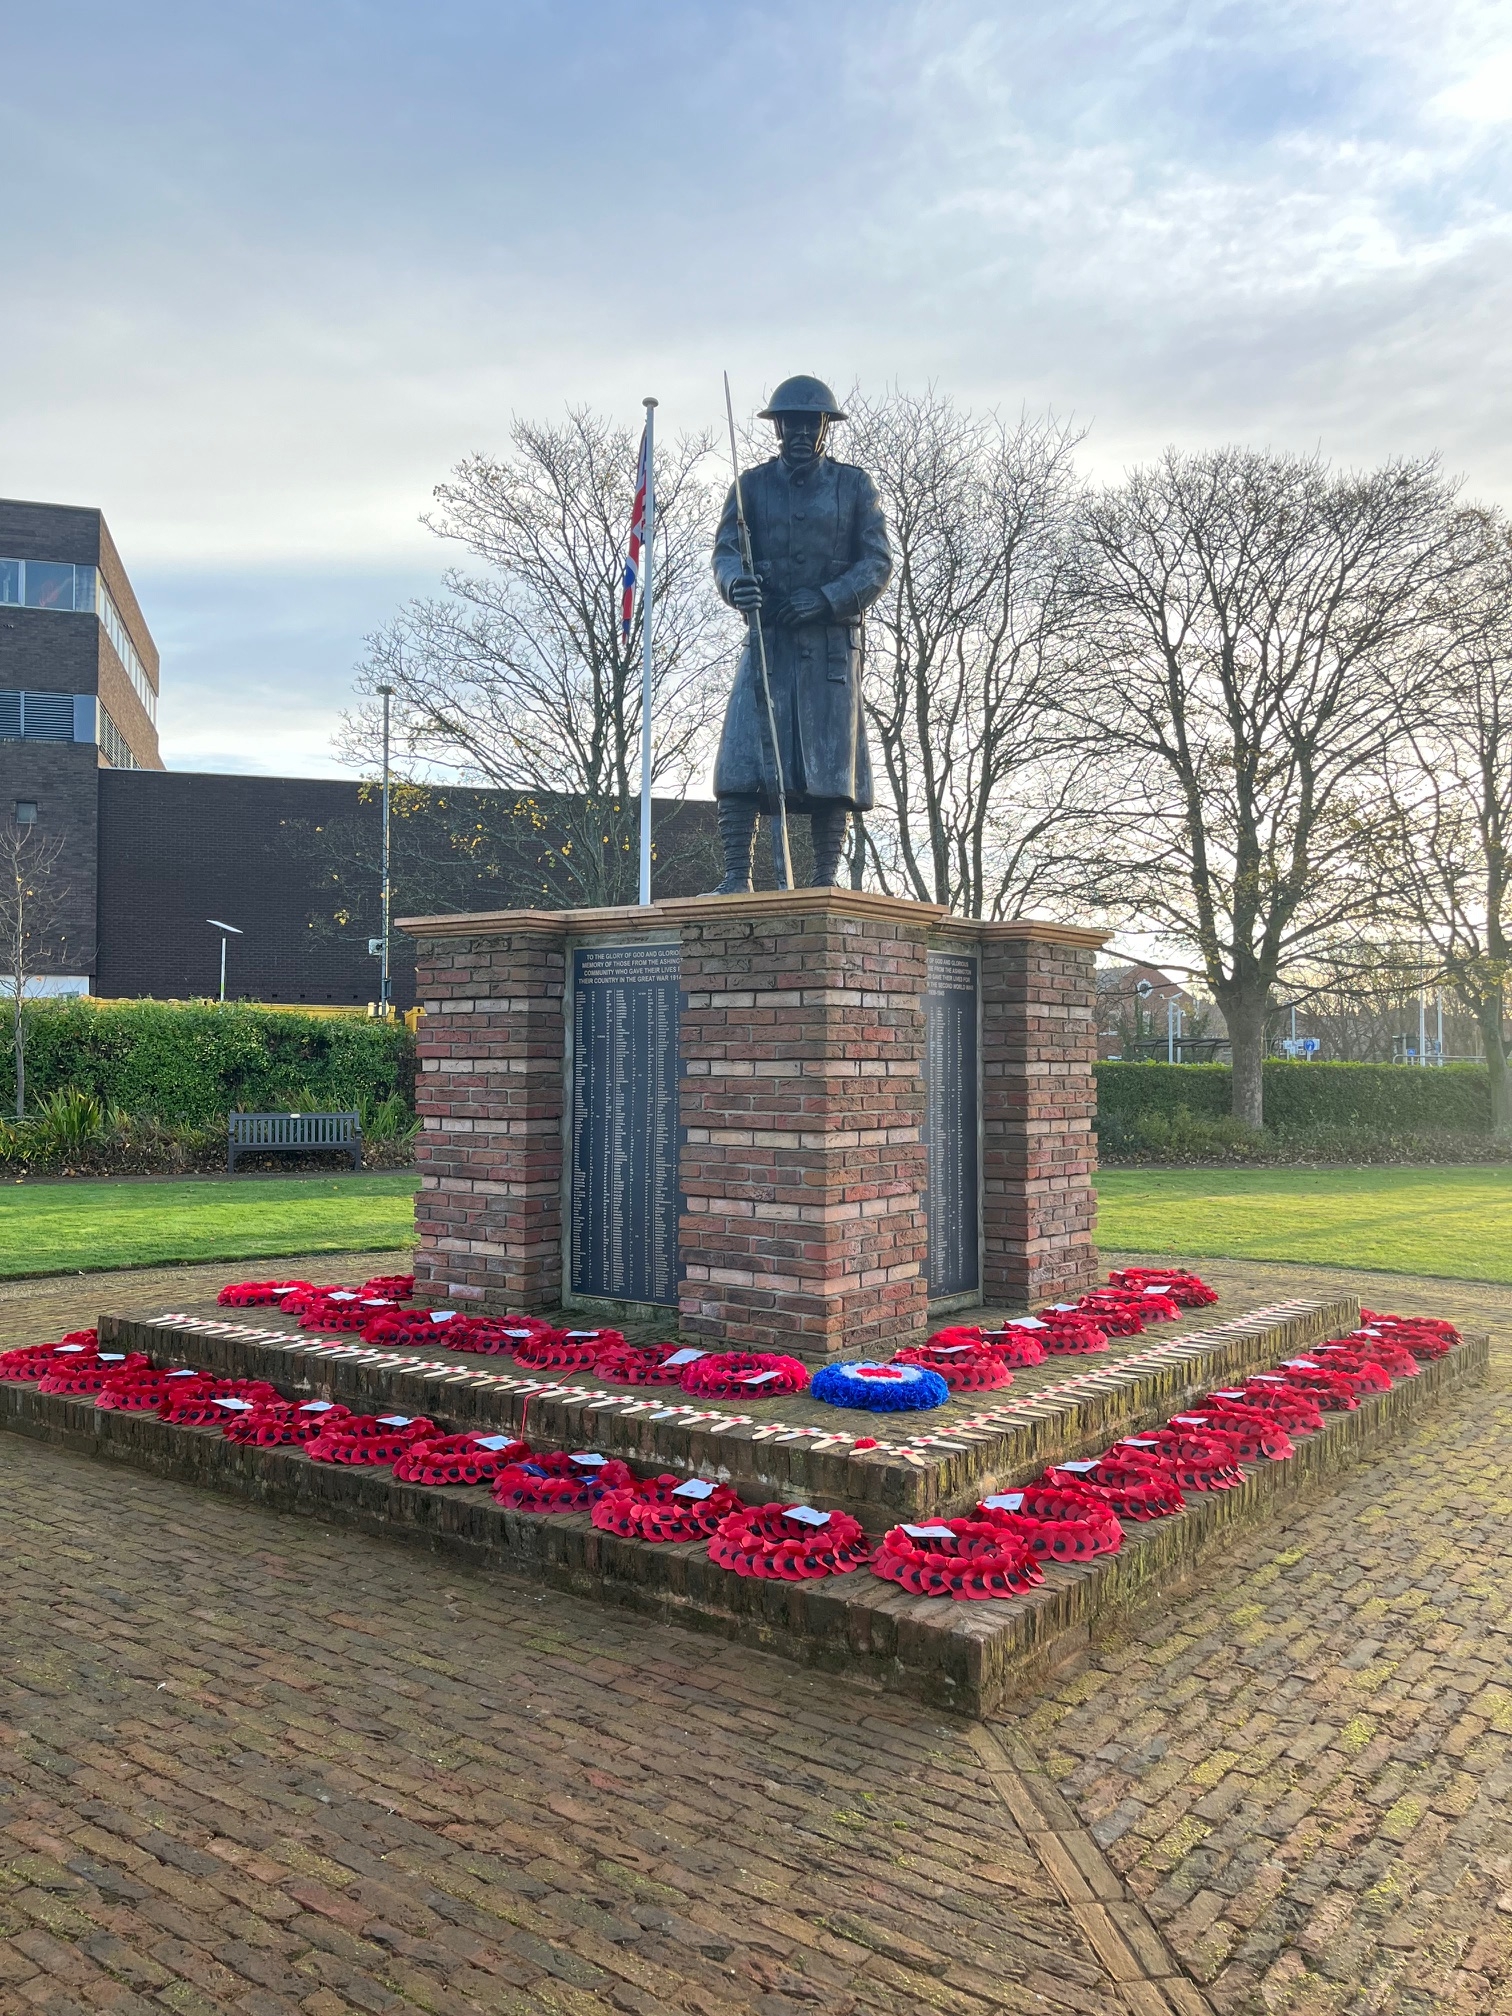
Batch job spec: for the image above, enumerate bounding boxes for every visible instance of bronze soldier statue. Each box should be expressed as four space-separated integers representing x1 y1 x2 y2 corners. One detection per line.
709 376 892 891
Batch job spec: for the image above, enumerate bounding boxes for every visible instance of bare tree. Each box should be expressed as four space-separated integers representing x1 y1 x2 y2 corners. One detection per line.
1383 510 1512 1134
1275 938 1455 1063
846 390 1099 918
341 409 730 906
1072 447 1466 1128
0 821 72 1117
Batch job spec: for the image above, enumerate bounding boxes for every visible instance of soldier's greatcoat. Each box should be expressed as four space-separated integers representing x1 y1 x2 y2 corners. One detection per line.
711 453 891 811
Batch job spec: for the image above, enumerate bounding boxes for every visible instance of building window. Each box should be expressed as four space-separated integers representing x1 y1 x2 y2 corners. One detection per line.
95 579 157 724
14 802 36 825
23 560 79 610
0 558 93 612
0 690 139 762
96 703 138 770
0 557 156 725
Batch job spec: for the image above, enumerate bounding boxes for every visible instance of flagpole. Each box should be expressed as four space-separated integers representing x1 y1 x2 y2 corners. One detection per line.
638 396 657 905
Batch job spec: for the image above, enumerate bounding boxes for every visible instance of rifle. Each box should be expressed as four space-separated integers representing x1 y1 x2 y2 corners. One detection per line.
723 372 793 890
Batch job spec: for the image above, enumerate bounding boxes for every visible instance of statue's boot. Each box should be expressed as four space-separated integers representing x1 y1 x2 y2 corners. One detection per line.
809 806 851 887
706 795 759 895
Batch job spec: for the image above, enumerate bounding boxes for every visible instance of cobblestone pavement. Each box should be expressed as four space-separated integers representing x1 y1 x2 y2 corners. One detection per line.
1021 1254 1512 2016
0 1433 1150 2016
0 1253 1507 2015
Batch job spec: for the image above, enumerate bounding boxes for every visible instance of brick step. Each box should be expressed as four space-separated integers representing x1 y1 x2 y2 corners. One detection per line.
100 1292 1362 1527
0 1327 1486 1718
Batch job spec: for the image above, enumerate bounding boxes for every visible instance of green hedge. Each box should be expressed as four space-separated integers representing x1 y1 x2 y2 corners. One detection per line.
1 1002 415 1125
1095 1060 1492 1134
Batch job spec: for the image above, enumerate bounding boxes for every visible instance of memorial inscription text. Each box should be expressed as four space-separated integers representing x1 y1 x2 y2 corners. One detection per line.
923 949 980 1299
569 943 681 1306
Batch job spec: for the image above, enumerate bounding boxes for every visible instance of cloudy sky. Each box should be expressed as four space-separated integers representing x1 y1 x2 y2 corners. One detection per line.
4 0 1510 775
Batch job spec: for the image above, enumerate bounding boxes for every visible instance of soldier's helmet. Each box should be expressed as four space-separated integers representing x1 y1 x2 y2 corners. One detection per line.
758 375 847 422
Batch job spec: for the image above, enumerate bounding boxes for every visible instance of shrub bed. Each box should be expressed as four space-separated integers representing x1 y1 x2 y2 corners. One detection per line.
0 1089 418 1178
1095 1061 1503 1164
0 1001 414 1123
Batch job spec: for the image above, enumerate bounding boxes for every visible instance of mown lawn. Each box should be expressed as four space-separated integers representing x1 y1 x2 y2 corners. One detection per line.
1096 1163 1512 1283
0 1173 419 1278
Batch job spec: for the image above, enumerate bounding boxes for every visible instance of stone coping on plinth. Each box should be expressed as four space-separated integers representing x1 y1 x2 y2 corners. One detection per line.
398 888 1109 947
101 1290 1357 1524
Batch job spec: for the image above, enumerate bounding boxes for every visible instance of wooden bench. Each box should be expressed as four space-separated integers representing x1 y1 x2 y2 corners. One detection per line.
227 1111 362 1172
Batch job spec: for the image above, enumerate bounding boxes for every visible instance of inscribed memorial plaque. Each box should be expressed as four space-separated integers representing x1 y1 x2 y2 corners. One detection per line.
570 943 680 1306
923 949 980 1298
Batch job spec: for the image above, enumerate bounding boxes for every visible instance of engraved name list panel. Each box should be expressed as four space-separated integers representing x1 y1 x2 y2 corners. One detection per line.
923 948 981 1300
569 943 681 1306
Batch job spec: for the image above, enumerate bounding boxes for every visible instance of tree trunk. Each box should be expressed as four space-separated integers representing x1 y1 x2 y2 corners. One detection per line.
1480 987 1511 1140
1224 991 1268 1130
12 993 23 1121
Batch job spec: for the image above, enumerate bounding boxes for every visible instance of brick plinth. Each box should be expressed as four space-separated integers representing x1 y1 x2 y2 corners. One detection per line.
976 924 1102 1306
400 894 1105 1341
678 897 934 1359
408 920 567 1310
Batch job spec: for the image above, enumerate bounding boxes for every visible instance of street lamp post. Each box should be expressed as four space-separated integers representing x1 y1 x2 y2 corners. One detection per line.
378 684 394 1015
207 919 243 1004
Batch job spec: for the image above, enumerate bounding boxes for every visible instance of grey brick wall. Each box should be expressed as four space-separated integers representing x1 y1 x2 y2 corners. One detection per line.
0 742 100 977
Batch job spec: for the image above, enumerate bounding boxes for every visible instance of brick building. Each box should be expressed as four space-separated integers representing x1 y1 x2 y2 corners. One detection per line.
1 496 719 1006
92 770 718 1008
0 498 163 987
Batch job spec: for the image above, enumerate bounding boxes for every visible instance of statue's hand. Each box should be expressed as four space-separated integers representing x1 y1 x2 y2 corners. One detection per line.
773 587 828 627
729 574 763 613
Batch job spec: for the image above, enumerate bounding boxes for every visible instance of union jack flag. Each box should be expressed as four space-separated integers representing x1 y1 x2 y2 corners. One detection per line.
621 423 649 641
